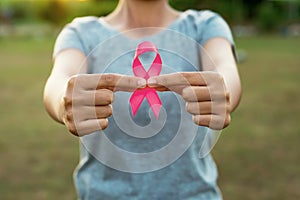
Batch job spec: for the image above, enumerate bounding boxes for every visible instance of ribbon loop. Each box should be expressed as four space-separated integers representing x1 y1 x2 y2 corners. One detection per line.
130 41 162 119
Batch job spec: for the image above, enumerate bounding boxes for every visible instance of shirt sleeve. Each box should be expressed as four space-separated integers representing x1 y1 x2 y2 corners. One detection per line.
197 11 234 46
194 10 236 61
52 19 88 58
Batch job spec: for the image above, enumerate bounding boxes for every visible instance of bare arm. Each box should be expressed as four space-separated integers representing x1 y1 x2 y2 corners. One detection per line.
43 49 88 123
202 38 242 112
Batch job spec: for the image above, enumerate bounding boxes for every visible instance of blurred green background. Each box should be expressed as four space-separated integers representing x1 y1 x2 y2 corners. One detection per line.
0 0 299 199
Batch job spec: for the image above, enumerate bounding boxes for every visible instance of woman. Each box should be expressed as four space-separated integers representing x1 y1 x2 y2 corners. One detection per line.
44 0 241 199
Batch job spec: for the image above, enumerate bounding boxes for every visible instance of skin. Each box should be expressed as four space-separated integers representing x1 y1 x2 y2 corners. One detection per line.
43 0 242 136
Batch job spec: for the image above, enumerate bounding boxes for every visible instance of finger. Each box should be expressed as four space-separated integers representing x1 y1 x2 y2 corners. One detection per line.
182 86 227 102
70 89 113 106
74 74 146 91
182 86 211 102
98 74 146 91
76 119 109 136
192 114 231 130
186 102 230 115
151 85 186 94
95 89 114 106
82 105 113 120
147 72 208 89
186 102 211 115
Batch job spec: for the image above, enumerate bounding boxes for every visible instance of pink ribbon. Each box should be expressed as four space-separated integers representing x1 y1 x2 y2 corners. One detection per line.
130 41 162 119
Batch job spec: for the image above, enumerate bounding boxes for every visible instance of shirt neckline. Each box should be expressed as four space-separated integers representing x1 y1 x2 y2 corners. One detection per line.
97 10 189 40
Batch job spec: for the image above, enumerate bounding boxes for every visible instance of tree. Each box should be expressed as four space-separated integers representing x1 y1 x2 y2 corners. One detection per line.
40 0 69 25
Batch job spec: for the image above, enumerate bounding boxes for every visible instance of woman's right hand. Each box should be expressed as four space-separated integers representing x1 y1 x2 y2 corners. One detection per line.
61 73 146 136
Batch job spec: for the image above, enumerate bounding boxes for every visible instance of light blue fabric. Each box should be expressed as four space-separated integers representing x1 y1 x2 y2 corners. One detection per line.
54 10 234 200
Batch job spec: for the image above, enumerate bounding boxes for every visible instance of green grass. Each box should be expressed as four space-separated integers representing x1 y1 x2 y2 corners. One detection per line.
0 37 78 199
0 35 299 199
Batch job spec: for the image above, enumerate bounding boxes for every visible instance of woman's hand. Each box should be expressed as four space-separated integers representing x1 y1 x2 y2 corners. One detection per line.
148 72 231 130
61 73 146 136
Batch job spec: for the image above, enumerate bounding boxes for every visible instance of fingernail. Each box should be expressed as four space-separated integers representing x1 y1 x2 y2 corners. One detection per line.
148 77 157 85
137 79 146 88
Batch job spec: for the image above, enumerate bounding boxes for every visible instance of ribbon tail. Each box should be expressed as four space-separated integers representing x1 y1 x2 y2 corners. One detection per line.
130 90 146 116
145 89 162 119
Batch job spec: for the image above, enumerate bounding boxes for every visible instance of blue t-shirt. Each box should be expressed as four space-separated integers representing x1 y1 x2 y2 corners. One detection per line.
54 10 234 200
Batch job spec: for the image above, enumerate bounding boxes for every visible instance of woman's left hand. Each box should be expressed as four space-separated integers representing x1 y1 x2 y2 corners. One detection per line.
147 71 231 130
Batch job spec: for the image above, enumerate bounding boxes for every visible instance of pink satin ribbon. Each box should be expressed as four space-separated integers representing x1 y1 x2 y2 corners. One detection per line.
130 41 162 119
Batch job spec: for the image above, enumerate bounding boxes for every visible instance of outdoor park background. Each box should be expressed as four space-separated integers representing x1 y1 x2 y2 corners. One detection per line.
0 0 299 199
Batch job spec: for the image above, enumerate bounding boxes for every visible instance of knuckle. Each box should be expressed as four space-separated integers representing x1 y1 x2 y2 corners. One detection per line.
95 105 113 118
103 74 117 85
67 76 76 88
95 89 112 105
226 92 230 102
224 114 231 127
182 88 188 100
69 126 78 136
103 105 113 117
194 115 208 126
103 90 114 104
192 115 200 125
100 119 108 130
102 89 114 104
65 110 74 122
65 120 78 136
63 96 72 108
193 112 230 130
185 102 191 112
67 75 84 89
107 105 113 116
66 75 86 98
182 87 192 101
109 92 114 103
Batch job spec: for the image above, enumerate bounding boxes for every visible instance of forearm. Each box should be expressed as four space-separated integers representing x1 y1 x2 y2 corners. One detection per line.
43 49 88 124
202 38 242 113
43 75 68 124
217 62 242 112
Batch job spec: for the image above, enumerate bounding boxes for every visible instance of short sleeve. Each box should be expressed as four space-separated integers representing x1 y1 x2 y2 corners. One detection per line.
53 19 88 58
197 11 234 46
196 10 237 61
